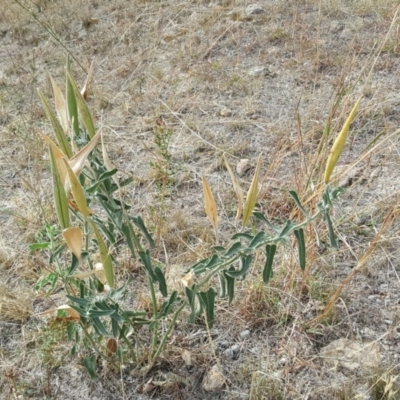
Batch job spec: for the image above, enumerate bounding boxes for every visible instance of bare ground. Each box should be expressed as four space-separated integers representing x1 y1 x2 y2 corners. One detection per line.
1 0 400 399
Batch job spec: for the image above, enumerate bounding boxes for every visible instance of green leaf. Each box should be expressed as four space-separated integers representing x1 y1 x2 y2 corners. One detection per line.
204 254 220 270
263 244 276 284
248 231 267 248
213 245 226 253
97 168 118 183
29 242 51 250
159 291 179 317
66 56 80 136
288 190 310 218
154 266 168 297
89 220 114 287
91 317 109 336
224 242 242 257
225 255 252 278
253 211 279 232
121 222 137 259
68 304 87 318
330 186 345 200
35 272 59 293
118 176 134 188
324 212 338 248
67 69 96 139
190 260 208 275
91 218 117 247
67 295 90 307
66 253 80 276
199 288 216 328
231 232 254 241
218 272 226 298
87 309 115 318
224 268 235 304
131 216 155 248
185 286 202 323
139 250 157 281
117 346 124 362
112 318 119 338
279 220 295 238
49 243 67 264
67 321 76 340
83 355 98 379
294 229 306 270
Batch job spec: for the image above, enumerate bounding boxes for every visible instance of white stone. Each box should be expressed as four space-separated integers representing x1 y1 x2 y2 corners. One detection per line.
320 338 381 371
202 365 225 391
246 4 264 16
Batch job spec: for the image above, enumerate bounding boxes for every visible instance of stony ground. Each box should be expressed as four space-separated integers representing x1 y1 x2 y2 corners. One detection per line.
1 1 400 399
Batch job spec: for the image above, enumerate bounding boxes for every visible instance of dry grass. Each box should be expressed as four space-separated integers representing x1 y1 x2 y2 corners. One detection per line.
1 0 400 398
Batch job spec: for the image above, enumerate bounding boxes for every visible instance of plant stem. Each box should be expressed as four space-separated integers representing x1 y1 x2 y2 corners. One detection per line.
151 302 186 364
148 277 159 360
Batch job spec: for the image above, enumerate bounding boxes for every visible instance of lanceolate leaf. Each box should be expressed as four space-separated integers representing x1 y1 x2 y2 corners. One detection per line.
279 219 295 238
185 287 202 323
89 220 114 287
199 288 216 328
263 244 276 284
324 96 362 184
69 131 101 177
67 69 96 139
202 175 218 231
66 55 79 136
204 254 220 270
154 267 168 297
139 250 157 282
224 267 235 304
83 355 98 379
40 132 68 184
130 216 154 248
223 154 244 223
62 158 90 217
38 89 73 158
218 272 226 298
225 255 252 278
50 76 69 134
253 212 279 233
49 149 69 229
243 155 262 227
248 231 268 248
80 59 94 100
294 229 306 270
324 211 338 248
288 190 309 218
62 227 82 260
224 242 242 257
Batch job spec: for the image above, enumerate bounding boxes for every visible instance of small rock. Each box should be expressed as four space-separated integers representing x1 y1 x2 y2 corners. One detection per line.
339 28 352 40
246 4 264 16
224 348 234 360
329 20 344 33
236 160 252 177
231 344 240 354
202 365 225 392
360 327 376 339
219 107 232 117
240 329 250 340
320 338 381 371
248 66 266 77
351 17 364 31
